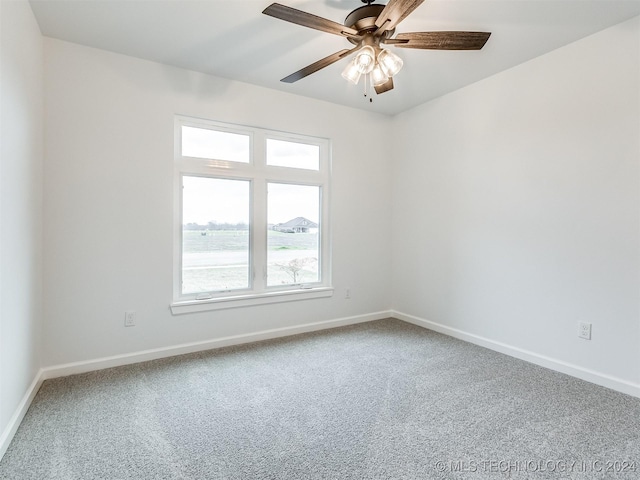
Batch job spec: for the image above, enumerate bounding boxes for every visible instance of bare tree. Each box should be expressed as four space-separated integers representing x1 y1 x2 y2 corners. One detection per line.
276 257 317 283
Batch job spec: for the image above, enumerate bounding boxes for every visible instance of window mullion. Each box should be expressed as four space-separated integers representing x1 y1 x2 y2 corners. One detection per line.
252 135 268 291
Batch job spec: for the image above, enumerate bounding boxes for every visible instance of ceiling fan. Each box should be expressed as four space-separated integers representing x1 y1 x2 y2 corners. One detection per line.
263 0 491 96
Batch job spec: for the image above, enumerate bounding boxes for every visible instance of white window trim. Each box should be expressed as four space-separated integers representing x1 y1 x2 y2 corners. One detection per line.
170 287 334 315
172 115 332 313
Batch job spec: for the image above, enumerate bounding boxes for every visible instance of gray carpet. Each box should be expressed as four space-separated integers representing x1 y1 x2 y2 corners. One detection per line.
1 318 639 479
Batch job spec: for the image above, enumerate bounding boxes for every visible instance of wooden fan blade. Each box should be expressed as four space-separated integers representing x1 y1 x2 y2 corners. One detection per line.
375 0 425 32
281 48 356 83
394 31 491 50
263 3 358 38
374 77 394 94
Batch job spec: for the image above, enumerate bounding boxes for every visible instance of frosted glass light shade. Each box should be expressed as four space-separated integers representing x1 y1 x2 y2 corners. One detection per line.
341 59 362 85
355 45 376 74
378 49 403 77
370 64 389 86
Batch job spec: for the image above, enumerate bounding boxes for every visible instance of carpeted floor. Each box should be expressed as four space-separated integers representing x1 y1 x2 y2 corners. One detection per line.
1 318 639 479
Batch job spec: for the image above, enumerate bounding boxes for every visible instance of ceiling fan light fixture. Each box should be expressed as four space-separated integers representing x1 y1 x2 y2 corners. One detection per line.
378 48 403 77
370 63 389 87
262 1 491 99
355 45 376 74
341 59 362 85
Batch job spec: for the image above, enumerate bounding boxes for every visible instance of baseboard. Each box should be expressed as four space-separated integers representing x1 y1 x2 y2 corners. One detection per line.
0 369 45 461
392 310 640 399
42 310 393 380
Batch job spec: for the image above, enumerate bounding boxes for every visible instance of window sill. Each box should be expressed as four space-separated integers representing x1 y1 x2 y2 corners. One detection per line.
170 287 334 315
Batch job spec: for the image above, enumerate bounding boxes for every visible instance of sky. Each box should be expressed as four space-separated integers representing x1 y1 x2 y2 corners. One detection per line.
183 177 320 225
182 126 249 163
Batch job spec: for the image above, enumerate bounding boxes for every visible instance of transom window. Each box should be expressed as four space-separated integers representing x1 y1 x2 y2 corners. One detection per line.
172 116 332 313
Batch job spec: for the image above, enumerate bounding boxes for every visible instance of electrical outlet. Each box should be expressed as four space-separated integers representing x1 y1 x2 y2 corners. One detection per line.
345 288 351 299
125 311 137 327
578 322 591 340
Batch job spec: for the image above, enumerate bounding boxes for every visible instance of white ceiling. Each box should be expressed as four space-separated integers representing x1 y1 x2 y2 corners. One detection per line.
29 0 640 116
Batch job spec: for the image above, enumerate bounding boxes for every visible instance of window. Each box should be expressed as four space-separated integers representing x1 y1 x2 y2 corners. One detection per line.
266 139 319 170
182 176 250 293
267 183 320 286
172 116 332 313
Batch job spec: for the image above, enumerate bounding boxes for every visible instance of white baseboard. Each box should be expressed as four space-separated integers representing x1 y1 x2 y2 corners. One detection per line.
393 310 640 399
42 310 393 380
0 369 45 461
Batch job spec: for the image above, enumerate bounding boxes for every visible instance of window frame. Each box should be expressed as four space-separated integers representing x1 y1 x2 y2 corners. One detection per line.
172 116 332 314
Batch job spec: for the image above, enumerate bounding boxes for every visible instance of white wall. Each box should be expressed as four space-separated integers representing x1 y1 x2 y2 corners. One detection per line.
12 6 640 404
43 39 392 366
391 17 640 386
0 0 44 450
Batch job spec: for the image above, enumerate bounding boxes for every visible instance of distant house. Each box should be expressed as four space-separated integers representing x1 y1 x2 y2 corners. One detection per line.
273 217 318 233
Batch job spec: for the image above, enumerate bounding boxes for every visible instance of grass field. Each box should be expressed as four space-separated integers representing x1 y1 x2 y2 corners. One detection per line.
184 230 249 253
182 229 319 293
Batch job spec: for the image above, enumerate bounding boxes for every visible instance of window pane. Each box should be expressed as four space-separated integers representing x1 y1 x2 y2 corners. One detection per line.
266 139 319 171
182 176 250 294
267 183 320 286
182 126 250 163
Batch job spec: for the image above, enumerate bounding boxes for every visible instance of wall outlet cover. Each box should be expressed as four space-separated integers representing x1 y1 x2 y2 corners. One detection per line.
578 321 591 340
125 311 137 327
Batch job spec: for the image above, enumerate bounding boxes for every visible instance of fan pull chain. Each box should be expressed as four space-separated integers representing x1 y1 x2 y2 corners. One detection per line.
362 74 373 103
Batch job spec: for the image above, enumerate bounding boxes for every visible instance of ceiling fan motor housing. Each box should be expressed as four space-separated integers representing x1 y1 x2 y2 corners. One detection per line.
345 4 394 42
